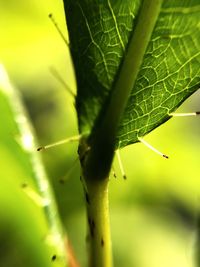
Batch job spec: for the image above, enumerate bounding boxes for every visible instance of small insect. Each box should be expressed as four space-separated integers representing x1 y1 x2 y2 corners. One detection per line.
51 254 57 261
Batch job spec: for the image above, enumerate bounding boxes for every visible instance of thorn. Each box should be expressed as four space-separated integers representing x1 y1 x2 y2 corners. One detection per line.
59 157 79 184
169 112 200 117
79 146 91 165
37 134 81 151
116 149 127 179
49 66 75 97
138 137 169 159
48 13 69 45
22 184 50 206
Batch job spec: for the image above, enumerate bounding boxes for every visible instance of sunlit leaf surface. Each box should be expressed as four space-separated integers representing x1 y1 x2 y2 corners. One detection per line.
64 0 200 148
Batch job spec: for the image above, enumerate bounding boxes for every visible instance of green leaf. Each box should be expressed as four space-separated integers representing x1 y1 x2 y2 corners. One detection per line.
64 0 200 149
0 65 68 267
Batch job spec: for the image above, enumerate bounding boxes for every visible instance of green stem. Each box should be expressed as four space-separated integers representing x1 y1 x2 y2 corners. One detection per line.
85 0 164 181
78 0 163 266
84 178 112 267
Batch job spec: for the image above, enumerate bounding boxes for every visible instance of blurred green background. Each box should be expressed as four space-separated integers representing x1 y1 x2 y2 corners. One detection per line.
0 1 200 267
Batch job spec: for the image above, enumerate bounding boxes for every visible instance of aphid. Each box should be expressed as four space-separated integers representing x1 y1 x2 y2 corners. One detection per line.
51 254 57 261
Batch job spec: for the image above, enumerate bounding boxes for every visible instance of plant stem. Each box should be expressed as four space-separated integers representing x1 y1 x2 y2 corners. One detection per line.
84 177 112 267
73 0 163 265
84 0 164 181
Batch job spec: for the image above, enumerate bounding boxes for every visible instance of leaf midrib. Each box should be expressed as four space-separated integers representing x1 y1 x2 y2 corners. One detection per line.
85 0 164 180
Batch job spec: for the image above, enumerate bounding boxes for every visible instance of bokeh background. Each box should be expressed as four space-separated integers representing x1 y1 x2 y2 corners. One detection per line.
0 1 200 267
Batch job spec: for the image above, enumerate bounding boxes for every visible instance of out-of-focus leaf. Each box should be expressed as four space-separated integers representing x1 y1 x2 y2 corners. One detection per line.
0 65 68 267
